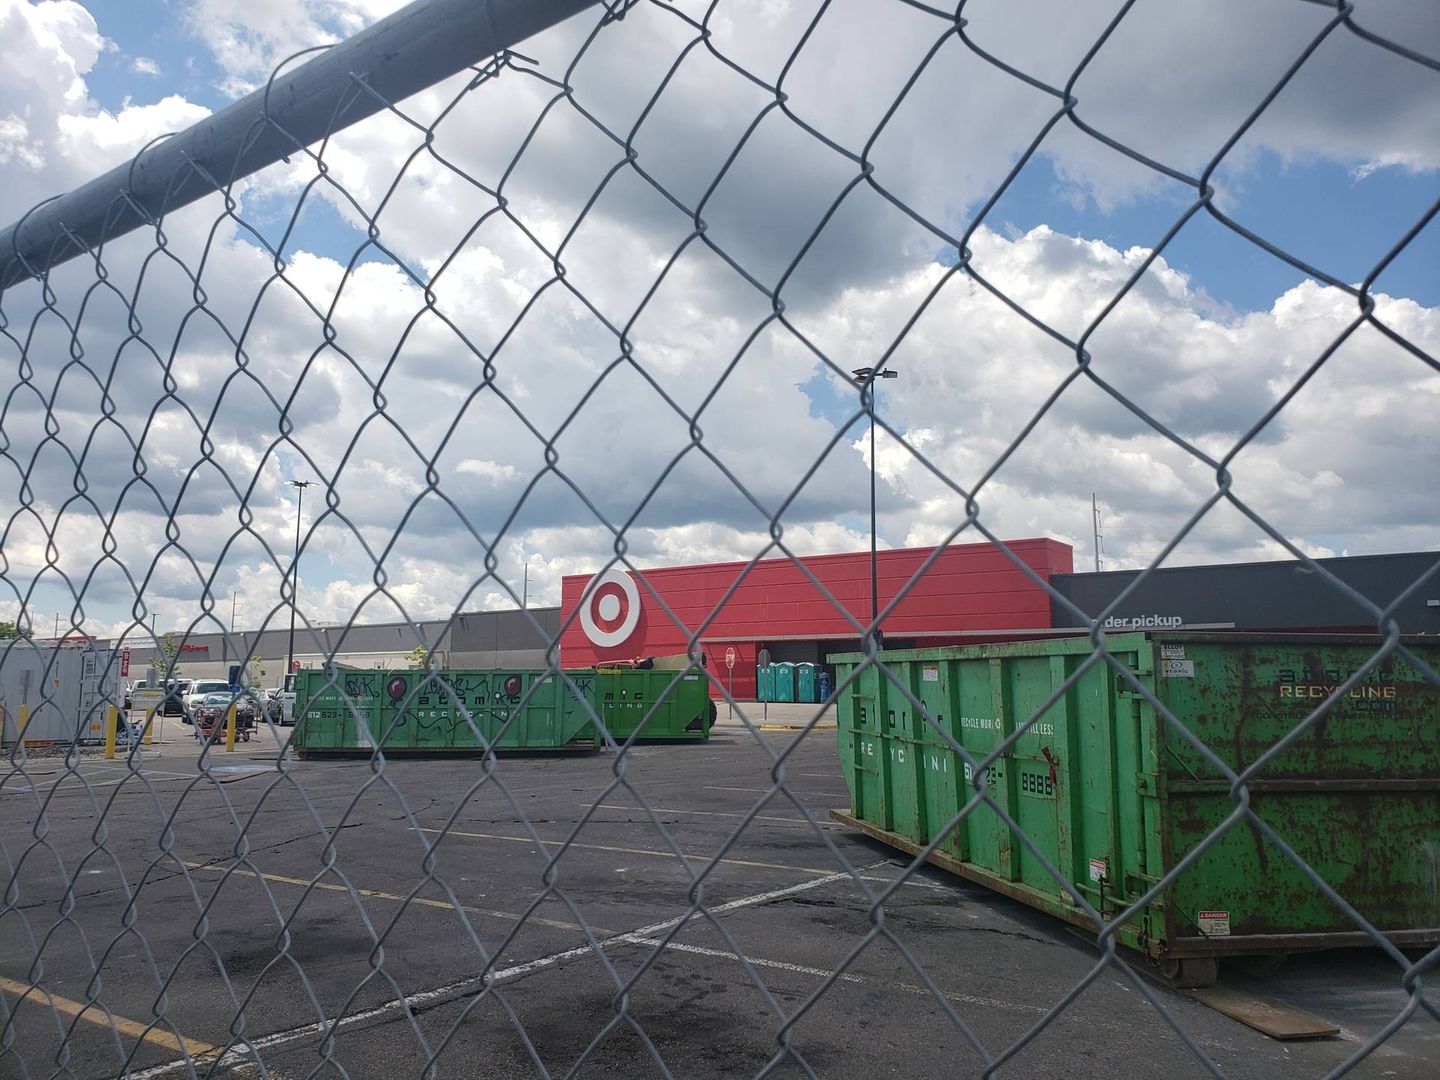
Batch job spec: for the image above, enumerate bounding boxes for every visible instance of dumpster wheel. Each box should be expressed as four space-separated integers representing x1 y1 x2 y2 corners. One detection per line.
1160 957 1218 988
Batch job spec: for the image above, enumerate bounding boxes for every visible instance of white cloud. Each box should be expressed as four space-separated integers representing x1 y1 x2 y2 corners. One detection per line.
801 227 1440 571
54 94 210 177
0 0 1435 639
183 0 409 96
0 114 44 170
131 56 160 76
0 1 212 220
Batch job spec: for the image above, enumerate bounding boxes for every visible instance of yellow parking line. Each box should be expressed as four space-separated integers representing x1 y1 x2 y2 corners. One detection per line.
183 862 596 934
418 827 838 877
0 974 219 1059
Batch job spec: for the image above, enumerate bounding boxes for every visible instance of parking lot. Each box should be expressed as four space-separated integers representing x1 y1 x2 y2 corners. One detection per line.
3 717 1436 1078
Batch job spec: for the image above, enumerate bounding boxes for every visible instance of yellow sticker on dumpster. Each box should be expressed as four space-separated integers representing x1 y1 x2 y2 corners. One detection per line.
1197 910 1230 936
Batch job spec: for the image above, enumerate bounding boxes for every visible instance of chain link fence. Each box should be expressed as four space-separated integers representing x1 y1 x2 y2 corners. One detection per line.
2 0 1437 1076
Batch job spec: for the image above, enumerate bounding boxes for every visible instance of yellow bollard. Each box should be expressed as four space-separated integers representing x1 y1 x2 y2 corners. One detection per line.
225 704 237 753
144 707 155 744
105 705 118 760
17 704 29 743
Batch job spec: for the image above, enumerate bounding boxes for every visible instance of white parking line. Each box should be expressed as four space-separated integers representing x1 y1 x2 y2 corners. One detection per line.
628 938 1048 1015
0 765 231 795
131 861 889 1079
593 803 838 829
705 785 850 800
417 827 841 877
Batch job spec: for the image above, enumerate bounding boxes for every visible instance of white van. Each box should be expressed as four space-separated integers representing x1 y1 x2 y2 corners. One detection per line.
274 672 297 725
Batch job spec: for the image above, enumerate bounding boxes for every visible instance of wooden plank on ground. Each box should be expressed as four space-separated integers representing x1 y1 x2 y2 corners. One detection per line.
1183 984 1339 1040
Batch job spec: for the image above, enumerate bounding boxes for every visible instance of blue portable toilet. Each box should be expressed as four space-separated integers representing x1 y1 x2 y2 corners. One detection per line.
817 667 832 702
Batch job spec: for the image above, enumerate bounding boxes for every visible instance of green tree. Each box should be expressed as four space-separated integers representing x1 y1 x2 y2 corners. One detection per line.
160 631 182 675
405 645 429 669
0 620 19 640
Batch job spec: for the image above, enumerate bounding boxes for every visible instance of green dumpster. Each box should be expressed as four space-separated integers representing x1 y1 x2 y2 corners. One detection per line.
795 663 818 704
591 668 715 742
830 633 1440 985
292 669 598 756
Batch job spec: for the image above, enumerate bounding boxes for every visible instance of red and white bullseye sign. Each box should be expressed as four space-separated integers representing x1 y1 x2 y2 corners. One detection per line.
724 647 736 670
580 567 641 648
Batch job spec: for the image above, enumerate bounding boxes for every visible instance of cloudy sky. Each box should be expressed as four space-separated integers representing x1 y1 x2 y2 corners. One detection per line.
0 0 1436 644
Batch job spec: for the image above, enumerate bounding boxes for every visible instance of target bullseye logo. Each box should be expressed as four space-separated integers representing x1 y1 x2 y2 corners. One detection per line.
580 567 641 648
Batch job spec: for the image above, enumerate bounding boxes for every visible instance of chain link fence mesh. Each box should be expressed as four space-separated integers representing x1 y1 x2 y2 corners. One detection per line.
2 0 1437 1076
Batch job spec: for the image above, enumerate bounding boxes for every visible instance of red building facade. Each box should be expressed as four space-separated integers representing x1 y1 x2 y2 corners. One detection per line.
559 538 1073 699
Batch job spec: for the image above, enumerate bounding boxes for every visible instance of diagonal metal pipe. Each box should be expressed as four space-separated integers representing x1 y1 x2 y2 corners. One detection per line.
0 0 600 290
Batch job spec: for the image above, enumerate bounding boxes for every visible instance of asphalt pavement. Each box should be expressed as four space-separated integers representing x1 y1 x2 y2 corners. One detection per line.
2 716 1435 1078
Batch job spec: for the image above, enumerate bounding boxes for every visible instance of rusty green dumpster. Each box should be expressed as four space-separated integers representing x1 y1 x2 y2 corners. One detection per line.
830 633 1440 985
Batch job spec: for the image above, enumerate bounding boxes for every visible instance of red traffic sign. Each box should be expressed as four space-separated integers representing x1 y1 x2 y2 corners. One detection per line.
724 647 736 670
119 649 130 677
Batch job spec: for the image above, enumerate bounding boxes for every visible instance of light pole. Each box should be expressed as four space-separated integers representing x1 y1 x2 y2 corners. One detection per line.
285 479 312 678
852 366 899 649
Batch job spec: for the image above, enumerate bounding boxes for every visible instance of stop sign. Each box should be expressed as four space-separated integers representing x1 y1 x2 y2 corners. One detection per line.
724 647 736 670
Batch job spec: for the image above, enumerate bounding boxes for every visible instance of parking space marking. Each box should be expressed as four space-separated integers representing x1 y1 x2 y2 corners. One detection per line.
0 974 221 1059
594 803 838 829
858 874 949 892
418 827 841 877
705 785 850 800
132 862 888 1079
1 763 210 796
628 938 1049 1015
183 862 602 934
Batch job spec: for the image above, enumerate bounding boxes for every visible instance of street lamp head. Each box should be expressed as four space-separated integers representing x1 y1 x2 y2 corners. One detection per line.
289 479 312 490
851 366 899 384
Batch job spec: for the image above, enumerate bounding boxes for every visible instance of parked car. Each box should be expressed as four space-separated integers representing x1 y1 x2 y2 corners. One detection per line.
161 678 193 718
193 692 258 741
184 680 234 716
270 674 297 726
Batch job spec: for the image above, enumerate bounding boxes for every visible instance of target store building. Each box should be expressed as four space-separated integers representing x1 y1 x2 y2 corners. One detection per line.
559 538 1073 700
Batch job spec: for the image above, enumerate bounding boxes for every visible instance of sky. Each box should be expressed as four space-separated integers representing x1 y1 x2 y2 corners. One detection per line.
0 0 1436 645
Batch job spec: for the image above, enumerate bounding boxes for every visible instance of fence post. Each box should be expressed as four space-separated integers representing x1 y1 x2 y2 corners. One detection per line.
226 705 237 753
105 705 118 760
16 704 29 743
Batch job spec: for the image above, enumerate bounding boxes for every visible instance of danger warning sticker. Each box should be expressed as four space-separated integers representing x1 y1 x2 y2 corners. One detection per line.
1197 910 1231 937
